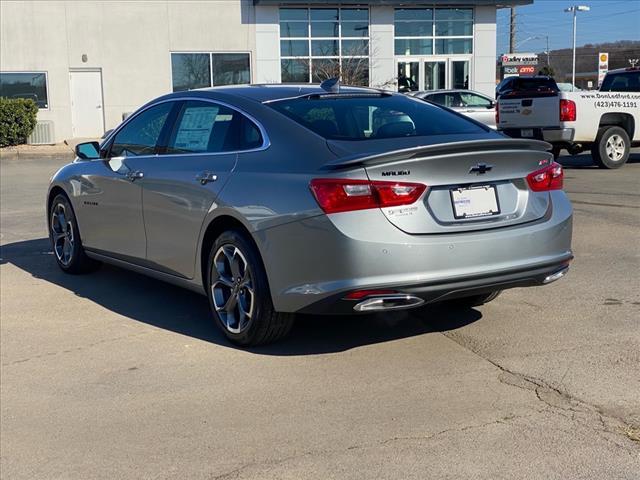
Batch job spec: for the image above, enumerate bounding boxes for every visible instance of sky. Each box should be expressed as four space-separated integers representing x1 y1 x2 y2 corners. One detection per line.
496 0 640 55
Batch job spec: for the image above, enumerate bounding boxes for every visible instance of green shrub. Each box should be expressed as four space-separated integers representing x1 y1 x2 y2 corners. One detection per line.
0 98 38 147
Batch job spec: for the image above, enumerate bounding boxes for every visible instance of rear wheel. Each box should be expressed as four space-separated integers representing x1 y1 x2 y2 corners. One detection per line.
49 193 101 274
207 230 294 346
453 290 502 308
592 126 630 169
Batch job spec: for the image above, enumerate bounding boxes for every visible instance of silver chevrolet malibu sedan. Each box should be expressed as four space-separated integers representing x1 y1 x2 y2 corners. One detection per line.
47 83 573 346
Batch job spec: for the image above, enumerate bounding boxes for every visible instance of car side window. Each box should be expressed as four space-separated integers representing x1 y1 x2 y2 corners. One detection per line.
165 100 263 154
109 103 174 157
460 93 492 108
429 93 462 108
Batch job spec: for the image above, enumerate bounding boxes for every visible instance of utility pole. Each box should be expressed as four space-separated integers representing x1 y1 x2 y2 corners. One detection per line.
509 7 516 53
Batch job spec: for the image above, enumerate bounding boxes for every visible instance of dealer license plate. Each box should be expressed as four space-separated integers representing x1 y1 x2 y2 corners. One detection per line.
521 128 534 137
450 185 500 219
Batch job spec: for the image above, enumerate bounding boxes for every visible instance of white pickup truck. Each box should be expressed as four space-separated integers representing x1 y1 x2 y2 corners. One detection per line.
497 68 640 169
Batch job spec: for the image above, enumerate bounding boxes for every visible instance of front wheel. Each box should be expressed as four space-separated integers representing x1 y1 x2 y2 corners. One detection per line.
207 230 294 346
48 193 101 274
592 126 630 169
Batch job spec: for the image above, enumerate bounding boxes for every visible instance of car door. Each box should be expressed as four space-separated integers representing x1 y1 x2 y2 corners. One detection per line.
459 92 496 128
133 99 264 279
78 101 176 261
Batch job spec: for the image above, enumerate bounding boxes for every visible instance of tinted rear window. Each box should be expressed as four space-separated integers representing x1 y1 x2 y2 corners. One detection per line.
600 71 640 92
511 77 558 92
266 94 485 140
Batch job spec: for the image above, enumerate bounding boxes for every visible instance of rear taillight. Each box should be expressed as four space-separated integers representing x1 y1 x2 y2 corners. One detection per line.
309 179 427 214
495 101 499 124
344 289 399 300
527 162 564 192
559 99 576 121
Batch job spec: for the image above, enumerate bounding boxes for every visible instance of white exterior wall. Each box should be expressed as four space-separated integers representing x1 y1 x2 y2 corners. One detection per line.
0 0 256 142
473 6 498 97
369 6 395 89
1 1 500 142
255 5 281 83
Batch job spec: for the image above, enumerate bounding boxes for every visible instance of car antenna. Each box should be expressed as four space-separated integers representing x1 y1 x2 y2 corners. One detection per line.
320 77 340 93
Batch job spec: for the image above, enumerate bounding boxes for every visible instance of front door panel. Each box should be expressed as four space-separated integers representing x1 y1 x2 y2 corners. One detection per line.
76 157 146 260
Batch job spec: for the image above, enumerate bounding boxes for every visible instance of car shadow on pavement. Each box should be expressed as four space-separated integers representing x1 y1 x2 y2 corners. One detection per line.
1 238 482 355
557 151 640 169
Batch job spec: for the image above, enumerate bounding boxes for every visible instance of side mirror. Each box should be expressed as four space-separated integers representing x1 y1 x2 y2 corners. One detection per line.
488 101 496 109
75 141 101 160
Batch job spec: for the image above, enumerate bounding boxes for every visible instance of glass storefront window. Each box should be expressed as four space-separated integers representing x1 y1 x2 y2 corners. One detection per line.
394 39 433 56
281 59 310 83
0 72 49 108
394 8 473 56
171 53 251 92
279 7 370 85
435 39 472 55
171 54 211 92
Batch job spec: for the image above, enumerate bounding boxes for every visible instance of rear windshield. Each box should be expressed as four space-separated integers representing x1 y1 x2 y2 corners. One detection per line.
266 94 486 140
508 77 558 92
600 71 640 92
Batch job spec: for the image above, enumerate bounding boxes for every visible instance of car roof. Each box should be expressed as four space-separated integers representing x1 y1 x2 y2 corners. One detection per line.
606 67 640 74
171 84 387 103
416 89 490 97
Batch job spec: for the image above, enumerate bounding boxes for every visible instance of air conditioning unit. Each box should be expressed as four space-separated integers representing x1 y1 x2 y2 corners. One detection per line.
27 120 55 145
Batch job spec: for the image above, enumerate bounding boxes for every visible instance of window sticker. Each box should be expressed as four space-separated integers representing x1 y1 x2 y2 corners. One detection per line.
174 106 220 151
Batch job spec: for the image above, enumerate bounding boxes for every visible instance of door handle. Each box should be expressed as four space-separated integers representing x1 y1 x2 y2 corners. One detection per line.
196 172 218 185
127 170 144 181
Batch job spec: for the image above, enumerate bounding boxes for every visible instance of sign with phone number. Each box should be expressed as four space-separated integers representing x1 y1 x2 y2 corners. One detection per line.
593 101 638 108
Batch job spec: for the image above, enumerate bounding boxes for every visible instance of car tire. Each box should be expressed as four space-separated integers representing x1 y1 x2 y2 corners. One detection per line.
592 126 630 169
207 230 294 346
453 290 502 308
49 193 101 274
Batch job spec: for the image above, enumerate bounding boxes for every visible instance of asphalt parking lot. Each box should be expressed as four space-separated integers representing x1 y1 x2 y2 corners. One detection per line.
1 149 639 479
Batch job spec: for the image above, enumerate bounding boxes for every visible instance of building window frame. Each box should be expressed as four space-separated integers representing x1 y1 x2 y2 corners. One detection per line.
394 8 474 56
0 71 50 110
170 51 252 92
279 7 370 86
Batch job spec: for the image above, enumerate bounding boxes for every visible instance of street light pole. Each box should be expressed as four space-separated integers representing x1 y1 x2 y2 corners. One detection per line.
565 5 590 91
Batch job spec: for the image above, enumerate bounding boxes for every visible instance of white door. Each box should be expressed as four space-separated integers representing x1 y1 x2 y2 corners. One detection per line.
69 70 104 137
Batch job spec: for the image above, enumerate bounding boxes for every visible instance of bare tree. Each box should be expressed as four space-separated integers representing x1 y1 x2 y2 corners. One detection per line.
310 41 395 89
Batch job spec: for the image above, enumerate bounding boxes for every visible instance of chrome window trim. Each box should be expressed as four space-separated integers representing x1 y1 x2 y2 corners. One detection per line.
99 96 271 160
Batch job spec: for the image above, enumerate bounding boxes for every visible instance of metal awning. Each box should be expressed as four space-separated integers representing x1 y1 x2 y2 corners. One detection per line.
254 0 533 6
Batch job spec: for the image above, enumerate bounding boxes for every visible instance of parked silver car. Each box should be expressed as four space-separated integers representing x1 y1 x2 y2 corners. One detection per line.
48 83 573 345
412 89 497 128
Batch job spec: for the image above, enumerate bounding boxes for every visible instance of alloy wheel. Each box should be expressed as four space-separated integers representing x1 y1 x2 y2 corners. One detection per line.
51 203 75 266
211 244 255 334
605 134 625 162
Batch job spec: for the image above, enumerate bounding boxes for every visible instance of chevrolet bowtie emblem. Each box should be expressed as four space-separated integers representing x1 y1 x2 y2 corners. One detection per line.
469 163 493 174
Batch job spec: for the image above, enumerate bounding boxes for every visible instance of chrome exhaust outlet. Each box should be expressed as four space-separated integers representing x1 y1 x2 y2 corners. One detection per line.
353 294 425 312
543 266 570 284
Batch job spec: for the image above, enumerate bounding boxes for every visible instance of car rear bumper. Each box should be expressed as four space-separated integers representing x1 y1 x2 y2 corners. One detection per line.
255 190 573 313
500 127 575 143
297 258 572 314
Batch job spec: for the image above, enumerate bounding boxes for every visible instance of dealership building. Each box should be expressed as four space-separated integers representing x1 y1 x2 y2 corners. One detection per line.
0 0 528 143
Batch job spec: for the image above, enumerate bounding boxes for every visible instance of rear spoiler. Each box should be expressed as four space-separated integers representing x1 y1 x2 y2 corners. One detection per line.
322 138 552 170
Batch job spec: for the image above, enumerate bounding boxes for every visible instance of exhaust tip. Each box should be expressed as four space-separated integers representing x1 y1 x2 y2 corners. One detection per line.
353 294 425 312
543 266 570 284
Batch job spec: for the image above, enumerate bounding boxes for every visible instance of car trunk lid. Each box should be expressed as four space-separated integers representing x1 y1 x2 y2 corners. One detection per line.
325 137 554 234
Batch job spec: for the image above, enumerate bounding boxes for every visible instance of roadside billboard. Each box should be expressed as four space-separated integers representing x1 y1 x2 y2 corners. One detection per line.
501 53 539 66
